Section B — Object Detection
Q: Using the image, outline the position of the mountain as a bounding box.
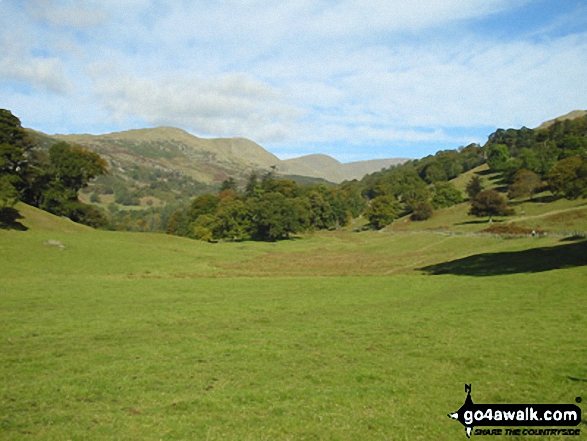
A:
[45,127,407,185]
[535,110,587,130]
[52,127,283,184]
[280,154,407,183]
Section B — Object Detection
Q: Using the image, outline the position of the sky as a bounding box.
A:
[1,1,587,162]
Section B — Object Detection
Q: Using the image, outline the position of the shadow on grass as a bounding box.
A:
[455,219,505,225]
[0,207,27,231]
[526,195,558,204]
[420,238,587,276]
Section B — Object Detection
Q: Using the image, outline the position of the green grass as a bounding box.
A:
[1,204,586,440]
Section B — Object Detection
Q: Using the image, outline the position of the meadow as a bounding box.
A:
[1,204,586,440]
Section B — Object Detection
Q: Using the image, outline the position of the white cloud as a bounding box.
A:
[1,0,586,160]
[0,32,73,94]
[88,66,301,142]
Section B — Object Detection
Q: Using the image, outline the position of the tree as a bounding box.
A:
[0,109,33,198]
[244,171,260,197]
[48,142,108,193]
[248,192,306,241]
[431,181,463,209]
[548,156,587,199]
[465,175,484,199]
[410,201,434,221]
[219,177,237,192]
[306,189,335,229]
[0,175,19,209]
[365,195,400,229]
[469,189,513,222]
[487,144,510,171]
[508,169,541,200]
[212,198,250,241]
[187,194,218,219]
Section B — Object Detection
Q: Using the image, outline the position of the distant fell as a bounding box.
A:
[281,154,408,183]
[54,127,282,183]
[536,110,587,130]
[51,126,406,185]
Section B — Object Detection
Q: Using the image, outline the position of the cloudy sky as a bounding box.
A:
[1,0,586,161]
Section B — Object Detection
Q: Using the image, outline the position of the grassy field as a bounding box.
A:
[1,204,586,440]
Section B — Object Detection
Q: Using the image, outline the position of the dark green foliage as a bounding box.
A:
[48,142,108,192]
[0,175,19,209]
[465,175,484,199]
[166,172,366,241]
[0,109,34,199]
[248,192,306,241]
[212,197,249,241]
[558,135,587,159]
[469,189,513,221]
[188,194,219,219]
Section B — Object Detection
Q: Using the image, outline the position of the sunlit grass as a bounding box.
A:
[1,204,585,439]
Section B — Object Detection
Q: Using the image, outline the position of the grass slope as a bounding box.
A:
[1,204,586,440]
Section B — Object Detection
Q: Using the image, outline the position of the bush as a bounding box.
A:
[410,201,434,221]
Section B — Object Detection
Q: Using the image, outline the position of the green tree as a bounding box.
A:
[212,198,250,241]
[487,144,510,171]
[365,195,400,229]
[548,156,587,199]
[244,171,260,197]
[248,192,306,241]
[0,175,19,209]
[431,182,463,209]
[465,175,484,199]
[0,109,34,199]
[48,142,108,193]
[187,194,219,220]
[422,161,447,183]
[306,189,335,229]
[469,189,513,222]
[558,135,587,159]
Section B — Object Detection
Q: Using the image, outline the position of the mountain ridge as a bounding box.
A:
[48,127,408,184]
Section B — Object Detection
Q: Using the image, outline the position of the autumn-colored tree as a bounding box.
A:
[469,189,513,222]
[548,156,587,199]
[508,169,541,200]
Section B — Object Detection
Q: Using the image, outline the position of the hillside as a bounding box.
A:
[535,109,587,130]
[281,154,407,183]
[53,127,282,184]
[49,127,407,185]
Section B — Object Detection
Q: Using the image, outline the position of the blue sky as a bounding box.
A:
[1,0,586,162]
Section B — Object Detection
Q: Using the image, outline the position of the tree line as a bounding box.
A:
[167,172,366,241]
[2,107,586,236]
